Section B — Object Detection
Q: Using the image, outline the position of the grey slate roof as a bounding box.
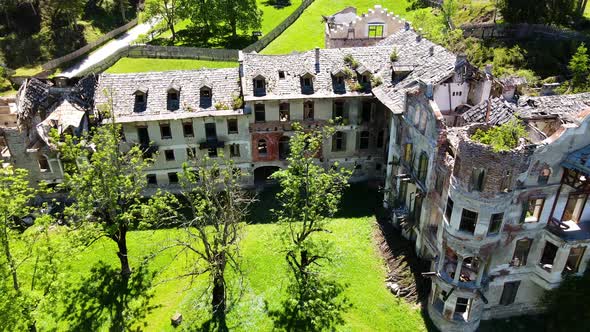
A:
[461,97,516,125]
[517,93,590,123]
[95,68,242,123]
[241,29,458,106]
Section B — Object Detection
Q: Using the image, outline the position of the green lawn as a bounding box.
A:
[261,0,411,54]
[105,58,238,74]
[20,185,426,331]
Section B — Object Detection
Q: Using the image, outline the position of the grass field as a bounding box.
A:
[105,58,238,74]
[261,0,412,54]
[18,186,426,331]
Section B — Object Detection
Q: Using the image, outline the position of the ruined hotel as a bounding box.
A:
[2,5,590,332]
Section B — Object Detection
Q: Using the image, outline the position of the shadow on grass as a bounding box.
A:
[59,261,158,331]
[478,315,547,332]
[261,0,295,9]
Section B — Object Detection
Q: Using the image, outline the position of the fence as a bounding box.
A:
[461,22,590,41]
[243,0,315,53]
[41,18,139,71]
[76,45,240,77]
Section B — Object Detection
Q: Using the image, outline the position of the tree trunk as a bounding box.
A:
[170,22,176,43]
[212,254,228,331]
[116,229,132,278]
[120,0,127,22]
[230,17,237,38]
[1,222,19,292]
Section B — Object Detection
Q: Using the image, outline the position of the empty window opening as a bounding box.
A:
[186,147,196,159]
[511,238,532,267]
[499,281,520,306]
[164,149,175,161]
[563,247,586,275]
[333,101,345,120]
[538,168,551,184]
[470,168,486,192]
[377,130,384,148]
[208,148,218,158]
[258,139,268,156]
[488,213,504,235]
[562,193,588,223]
[417,153,428,184]
[205,123,217,140]
[459,209,478,234]
[254,78,266,96]
[255,104,266,122]
[278,71,285,79]
[539,241,559,272]
[146,174,157,185]
[183,122,194,138]
[200,87,212,108]
[227,118,239,134]
[454,297,471,321]
[359,131,370,150]
[168,172,179,184]
[445,198,454,222]
[279,103,290,122]
[361,102,371,123]
[499,170,512,192]
[38,156,50,172]
[230,144,240,158]
[521,197,545,223]
[160,123,172,139]
[167,89,179,110]
[137,127,150,145]
[304,101,314,120]
[332,131,346,152]
[279,136,290,160]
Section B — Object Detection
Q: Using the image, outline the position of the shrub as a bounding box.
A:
[231,94,243,109]
[343,54,359,69]
[471,119,527,152]
[390,49,398,62]
[371,75,383,87]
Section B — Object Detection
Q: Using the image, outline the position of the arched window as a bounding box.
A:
[332,131,346,152]
[253,76,266,96]
[417,153,429,183]
[257,139,268,156]
[279,136,290,160]
[167,88,179,110]
[359,131,370,149]
[538,168,551,184]
[200,86,212,108]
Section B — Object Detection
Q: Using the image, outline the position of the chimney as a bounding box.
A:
[315,47,320,73]
[404,21,410,31]
[429,46,434,56]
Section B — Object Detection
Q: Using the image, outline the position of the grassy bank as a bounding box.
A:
[105,58,238,74]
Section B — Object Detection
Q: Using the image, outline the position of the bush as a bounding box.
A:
[343,54,359,69]
[471,119,527,152]
[390,49,398,62]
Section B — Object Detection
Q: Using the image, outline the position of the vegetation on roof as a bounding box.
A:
[471,119,528,152]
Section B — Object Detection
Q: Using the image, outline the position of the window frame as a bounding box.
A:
[227,118,239,134]
[160,123,172,139]
[511,238,532,267]
[254,104,266,123]
[368,23,384,38]
[459,208,478,234]
[183,122,194,138]
[164,149,175,161]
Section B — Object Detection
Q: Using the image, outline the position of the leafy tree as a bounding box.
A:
[499,0,577,24]
[0,167,66,331]
[167,156,253,331]
[216,0,262,38]
[471,118,528,152]
[543,269,590,330]
[568,43,589,91]
[54,97,169,280]
[270,124,352,331]
[145,0,185,43]
[39,0,85,28]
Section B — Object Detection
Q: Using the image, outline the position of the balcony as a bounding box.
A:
[546,217,590,241]
[199,137,225,150]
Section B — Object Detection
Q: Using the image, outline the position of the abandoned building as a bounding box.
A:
[325,5,408,49]
[3,17,590,332]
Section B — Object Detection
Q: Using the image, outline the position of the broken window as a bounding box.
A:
[134,91,147,112]
[445,198,454,222]
[470,168,486,192]
[278,70,285,79]
[279,136,290,160]
[200,87,212,108]
[258,139,268,156]
[168,172,179,184]
[499,170,512,192]
[160,123,172,139]
[183,122,194,138]
[333,75,346,93]
[417,153,428,184]
[279,103,290,122]
[208,148,218,158]
[332,131,346,152]
[563,246,586,275]
[459,209,478,234]
[167,89,180,111]
[368,23,384,38]
[229,144,240,158]
[253,77,266,96]
[205,123,217,140]
[164,149,175,161]
[186,147,196,159]
[538,168,551,185]
[304,101,314,120]
[539,241,559,272]
[38,156,50,172]
[499,281,520,305]
[359,131,370,150]
[137,126,150,145]
[333,101,345,120]
[488,213,503,235]
[227,118,239,134]
[255,104,266,122]
[454,297,470,321]
[511,238,532,267]
[146,174,157,185]
[521,197,545,223]
[361,102,371,123]
[561,193,588,223]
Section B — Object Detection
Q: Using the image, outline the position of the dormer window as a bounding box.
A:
[368,23,384,38]
[332,73,346,94]
[133,90,147,112]
[301,73,314,95]
[253,76,266,96]
[167,89,179,111]
[200,86,212,108]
